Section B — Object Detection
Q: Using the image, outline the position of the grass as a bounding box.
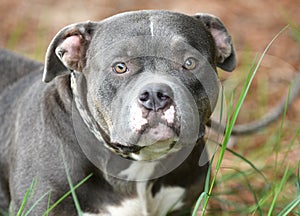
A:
[193,25,289,215]
[41,173,92,216]
[3,172,93,216]
[192,25,300,215]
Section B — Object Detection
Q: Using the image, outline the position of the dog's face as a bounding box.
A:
[43,11,235,161]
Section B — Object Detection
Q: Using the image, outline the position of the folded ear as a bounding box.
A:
[43,21,97,83]
[194,13,236,72]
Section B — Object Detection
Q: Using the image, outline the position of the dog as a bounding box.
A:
[0,10,236,215]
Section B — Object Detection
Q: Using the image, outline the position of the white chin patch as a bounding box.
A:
[137,123,176,147]
[127,104,180,160]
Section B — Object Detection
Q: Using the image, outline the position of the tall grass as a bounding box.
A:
[3,173,92,216]
[41,173,92,216]
[191,26,291,216]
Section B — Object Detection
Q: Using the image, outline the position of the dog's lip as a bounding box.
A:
[109,142,145,154]
[108,131,178,155]
[109,123,180,155]
[137,123,178,146]
[108,139,175,155]
[99,130,144,154]
[143,139,177,152]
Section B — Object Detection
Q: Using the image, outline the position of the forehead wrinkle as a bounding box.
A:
[150,18,154,37]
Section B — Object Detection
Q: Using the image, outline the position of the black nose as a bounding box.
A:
[138,83,173,111]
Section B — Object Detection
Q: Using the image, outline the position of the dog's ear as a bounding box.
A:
[43,21,97,83]
[194,13,236,72]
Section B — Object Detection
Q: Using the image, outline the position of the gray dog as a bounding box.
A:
[0,10,236,215]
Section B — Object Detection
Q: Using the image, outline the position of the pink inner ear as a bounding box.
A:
[210,28,231,62]
[60,35,82,61]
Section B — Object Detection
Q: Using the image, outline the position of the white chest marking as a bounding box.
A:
[83,186,185,216]
[83,162,186,216]
[119,161,157,181]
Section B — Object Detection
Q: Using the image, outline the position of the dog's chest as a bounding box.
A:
[83,162,186,216]
[83,185,185,216]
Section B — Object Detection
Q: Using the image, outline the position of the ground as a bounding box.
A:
[0,0,299,215]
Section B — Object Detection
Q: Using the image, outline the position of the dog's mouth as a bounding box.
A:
[108,134,179,161]
[108,105,181,160]
[109,140,177,155]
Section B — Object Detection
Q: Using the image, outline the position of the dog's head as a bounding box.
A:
[43,10,235,161]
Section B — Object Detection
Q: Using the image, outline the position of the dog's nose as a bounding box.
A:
[138,83,173,111]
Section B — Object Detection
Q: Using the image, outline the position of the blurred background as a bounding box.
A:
[1,0,300,215]
[1,0,300,67]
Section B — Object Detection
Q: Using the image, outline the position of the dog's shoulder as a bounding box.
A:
[0,49,43,92]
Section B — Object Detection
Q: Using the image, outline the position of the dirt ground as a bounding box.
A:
[1,0,300,214]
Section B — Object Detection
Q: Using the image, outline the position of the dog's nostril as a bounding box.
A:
[139,92,150,102]
[157,92,169,101]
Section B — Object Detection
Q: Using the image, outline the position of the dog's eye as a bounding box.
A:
[183,57,197,70]
[113,62,128,74]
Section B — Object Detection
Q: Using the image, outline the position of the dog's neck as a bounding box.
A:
[70,72,123,155]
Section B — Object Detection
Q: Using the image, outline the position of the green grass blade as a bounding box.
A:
[46,191,52,216]
[42,173,93,216]
[282,126,300,162]
[204,154,214,194]
[200,25,288,216]
[216,85,226,141]
[233,168,263,215]
[297,161,300,215]
[227,25,289,141]
[196,87,225,215]
[267,164,293,216]
[192,192,207,216]
[200,54,256,216]
[63,159,83,216]
[24,191,51,216]
[277,195,300,216]
[16,178,37,216]
[192,154,214,216]
[224,146,268,183]
[249,192,273,213]
[277,162,300,216]
[274,78,291,177]
[200,93,234,216]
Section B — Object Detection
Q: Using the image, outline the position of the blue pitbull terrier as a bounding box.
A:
[0,10,236,215]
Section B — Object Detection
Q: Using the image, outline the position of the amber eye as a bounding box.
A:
[183,57,197,70]
[113,62,128,74]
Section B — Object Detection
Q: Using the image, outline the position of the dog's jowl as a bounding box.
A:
[0,10,235,216]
